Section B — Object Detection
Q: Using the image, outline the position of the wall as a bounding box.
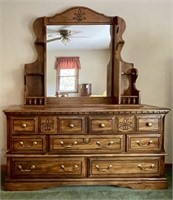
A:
[0,0,172,164]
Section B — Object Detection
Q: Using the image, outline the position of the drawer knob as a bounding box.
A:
[136,140,153,147]
[18,165,35,172]
[146,122,153,127]
[95,164,112,172]
[69,124,74,128]
[138,163,155,171]
[100,123,105,128]
[22,123,27,128]
[20,141,38,148]
[61,164,78,171]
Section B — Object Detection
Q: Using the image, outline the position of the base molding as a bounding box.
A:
[4,178,168,191]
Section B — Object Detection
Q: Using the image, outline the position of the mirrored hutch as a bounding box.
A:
[3,7,169,191]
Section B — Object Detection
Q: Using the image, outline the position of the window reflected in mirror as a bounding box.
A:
[46,25,111,97]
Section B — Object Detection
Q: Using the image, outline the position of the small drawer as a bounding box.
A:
[50,135,125,153]
[58,116,85,134]
[137,116,161,132]
[10,135,47,153]
[11,157,86,178]
[89,116,115,134]
[89,157,163,178]
[10,117,38,134]
[127,134,162,152]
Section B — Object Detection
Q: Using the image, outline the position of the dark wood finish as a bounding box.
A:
[24,6,140,105]
[3,105,169,190]
[2,6,170,191]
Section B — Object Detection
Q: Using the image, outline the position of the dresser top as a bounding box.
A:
[3,104,170,115]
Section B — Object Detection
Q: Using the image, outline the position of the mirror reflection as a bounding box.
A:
[46,25,111,97]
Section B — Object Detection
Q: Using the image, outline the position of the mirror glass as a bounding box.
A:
[46,25,111,97]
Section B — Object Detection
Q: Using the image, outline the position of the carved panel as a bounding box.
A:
[39,117,57,134]
[117,116,134,132]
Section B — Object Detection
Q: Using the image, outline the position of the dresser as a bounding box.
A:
[4,105,169,190]
[3,6,170,190]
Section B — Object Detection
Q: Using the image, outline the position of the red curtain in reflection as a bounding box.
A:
[56,57,81,69]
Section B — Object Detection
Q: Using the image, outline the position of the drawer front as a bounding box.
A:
[50,135,125,153]
[89,157,162,178]
[10,135,47,153]
[127,134,162,152]
[89,116,115,134]
[39,116,57,134]
[137,116,161,132]
[10,117,38,134]
[11,157,86,178]
[58,116,85,134]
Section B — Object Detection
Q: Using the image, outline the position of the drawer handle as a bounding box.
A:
[95,164,112,172]
[138,163,155,171]
[20,141,38,148]
[99,123,105,128]
[60,141,78,148]
[96,141,114,148]
[61,164,78,171]
[136,140,153,147]
[146,122,153,127]
[18,165,35,172]
[69,124,74,128]
[22,123,27,128]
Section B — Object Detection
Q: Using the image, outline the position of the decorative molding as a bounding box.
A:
[73,9,86,22]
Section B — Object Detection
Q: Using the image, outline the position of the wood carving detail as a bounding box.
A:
[40,117,57,133]
[118,116,133,132]
[73,9,86,21]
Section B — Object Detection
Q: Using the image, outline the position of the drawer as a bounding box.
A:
[136,116,161,132]
[89,157,163,178]
[10,135,47,153]
[89,116,115,134]
[11,157,86,178]
[58,116,85,134]
[127,134,162,152]
[10,117,38,134]
[39,116,57,134]
[50,135,125,153]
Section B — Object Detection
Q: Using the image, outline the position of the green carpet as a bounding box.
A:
[1,170,172,200]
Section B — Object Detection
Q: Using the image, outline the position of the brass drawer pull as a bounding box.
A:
[146,122,153,127]
[60,141,77,148]
[22,123,27,128]
[69,124,74,128]
[99,123,105,128]
[18,165,35,172]
[20,141,38,148]
[61,164,78,171]
[96,141,114,148]
[138,163,155,171]
[136,140,153,147]
[95,164,112,172]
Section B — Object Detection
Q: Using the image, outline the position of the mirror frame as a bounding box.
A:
[24,6,140,106]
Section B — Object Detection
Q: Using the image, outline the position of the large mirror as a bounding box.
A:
[46,25,111,97]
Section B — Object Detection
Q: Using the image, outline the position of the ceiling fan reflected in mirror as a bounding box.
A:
[47,29,87,45]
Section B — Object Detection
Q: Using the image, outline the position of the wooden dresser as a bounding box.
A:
[4,105,169,190]
[3,7,170,190]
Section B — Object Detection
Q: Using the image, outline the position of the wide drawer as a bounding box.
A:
[89,116,115,134]
[58,116,85,134]
[10,135,47,153]
[50,135,125,153]
[10,117,38,134]
[89,157,163,177]
[136,115,161,132]
[127,134,162,152]
[11,157,86,178]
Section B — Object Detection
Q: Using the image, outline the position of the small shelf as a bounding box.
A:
[25,73,44,76]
